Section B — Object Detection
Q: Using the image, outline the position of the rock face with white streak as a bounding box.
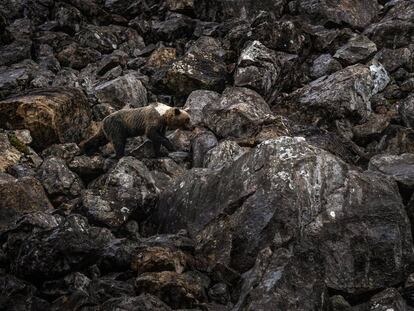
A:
[154,137,413,309]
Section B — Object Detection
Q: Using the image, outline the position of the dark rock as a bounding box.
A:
[161,36,228,97]
[297,0,379,29]
[37,156,84,202]
[352,113,390,141]
[147,13,195,44]
[96,50,128,76]
[203,140,247,170]
[375,48,411,73]
[334,35,377,65]
[57,42,102,70]
[364,1,414,49]
[208,283,230,305]
[12,214,114,282]
[68,155,106,182]
[135,271,209,309]
[6,18,34,39]
[41,143,81,163]
[0,173,53,231]
[234,40,281,99]
[0,67,31,99]
[310,54,342,79]
[203,87,274,139]
[166,0,194,14]
[191,130,218,168]
[284,63,389,124]
[328,295,352,311]
[0,88,93,150]
[94,73,148,109]
[183,90,220,127]
[102,294,172,311]
[155,137,413,299]
[367,288,408,311]
[54,3,83,35]
[145,47,177,71]
[368,153,414,190]
[0,39,32,66]
[194,0,286,22]
[36,44,61,72]
[81,157,158,228]
[0,132,24,172]
[400,94,414,128]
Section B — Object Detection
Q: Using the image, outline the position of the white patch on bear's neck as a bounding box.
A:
[153,102,171,116]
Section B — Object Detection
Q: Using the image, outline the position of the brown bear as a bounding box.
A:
[81,103,192,158]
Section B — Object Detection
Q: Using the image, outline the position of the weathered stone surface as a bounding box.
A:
[297,0,379,29]
[234,40,280,99]
[37,156,84,200]
[57,42,101,70]
[285,64,388,123]
[0,132,24,172]
[191,130,218,168]
[366,288,408,311]
[162,36,228,97]
[102,294,172,311]
[203,87,274,139]
[147,13,195,43]
[155,137,413,301]
[94,73,148,109]
[0,67,31,99]
[41,143,80,163]
[0,39,32,66]
[135,271,209,309]
[0,173,53,231]
[310,54,342,79]
[375,48,411,73]
[0,88,92,150]
[400,94,414,128]
[334,35,377,65]
[183,90,220,127]
[68,155,106,182]
[81,157,158,228]
[352,113,389,141]
[203,140,247,170]
[368,153,414,190]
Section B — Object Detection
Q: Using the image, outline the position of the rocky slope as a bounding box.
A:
[1,0,414,310]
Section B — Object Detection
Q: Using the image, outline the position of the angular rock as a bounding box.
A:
[0,132,24,172]
[191,130,218,168]
[0,67,31,99]
[334,35,377,65]
[135,271,209,309]
[310,54,342,79]
[375,48,411,73]
[57,42,101,70]
[102,294,172,311]
[68,155,106,182]
[367,288,408,311]
[147,13,195,44]
[234,40,281,99]
[12,214,114,281]
[41,143,80,163]
[162,36,228,97]
[399,94,414,128]
[95,73,147,109]
[37,156,84,201]
[155,137,413,298]
[203,140,247,170]
[96,50,128,76]
[0,39,32,66]
[364,1,414,49]
[285,64,387,123]
[203,87,274,139]
[81,157,158,228]
[145,47,177,70]
[352,113,389,141]
[183,90,220,127]
[166,0,194,14]
[368,153,414,190]
[297,0,379,29]
[0,88,92,150]
[0,173,53,231]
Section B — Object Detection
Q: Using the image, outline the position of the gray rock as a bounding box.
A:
[191,130,218,168]
[368,153,414,189]
[234,40,281,99]
[0,39,32,66]
[310,54,342,79]
[0,67,31,100]
[81,157,158,228]
[68,155,106,182]
[399,94,414,128]
[54,3,83,35]
[37,156,84,199]
[297,0,379,29]
[183,90,221,127]
[162,36,228,97]
[203,87,274,139]
[94,73,148,109]
[41,143,81,163]
[56,42,101,70]
[203,140,247,170]
[155,137,413,305]
[334,35,377,65]
[102,294,172,311]
[375,48,411,73]
[367,288,408,311]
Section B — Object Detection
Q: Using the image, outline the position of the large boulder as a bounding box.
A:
[0,88,93,150]
[364,1,414,49]
[0,39,32,66]
[81,157,158,228]
[183,90,220,127]
[284,63,389,124]
[94,73,148,109]
[297,0,379,29]
[333,35,377,65]
[203,87,274,139]
[0,173,53,231]
[155,137,413,307]
[234,40,281,99]
[161,36,228,97]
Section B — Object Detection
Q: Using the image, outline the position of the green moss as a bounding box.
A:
[8,133,30,154]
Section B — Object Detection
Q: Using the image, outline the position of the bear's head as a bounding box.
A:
[164,107,193,130]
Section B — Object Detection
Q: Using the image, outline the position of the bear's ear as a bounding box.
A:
[174,108,180,115]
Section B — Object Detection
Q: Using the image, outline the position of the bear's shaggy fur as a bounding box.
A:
[81,103,192,158]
